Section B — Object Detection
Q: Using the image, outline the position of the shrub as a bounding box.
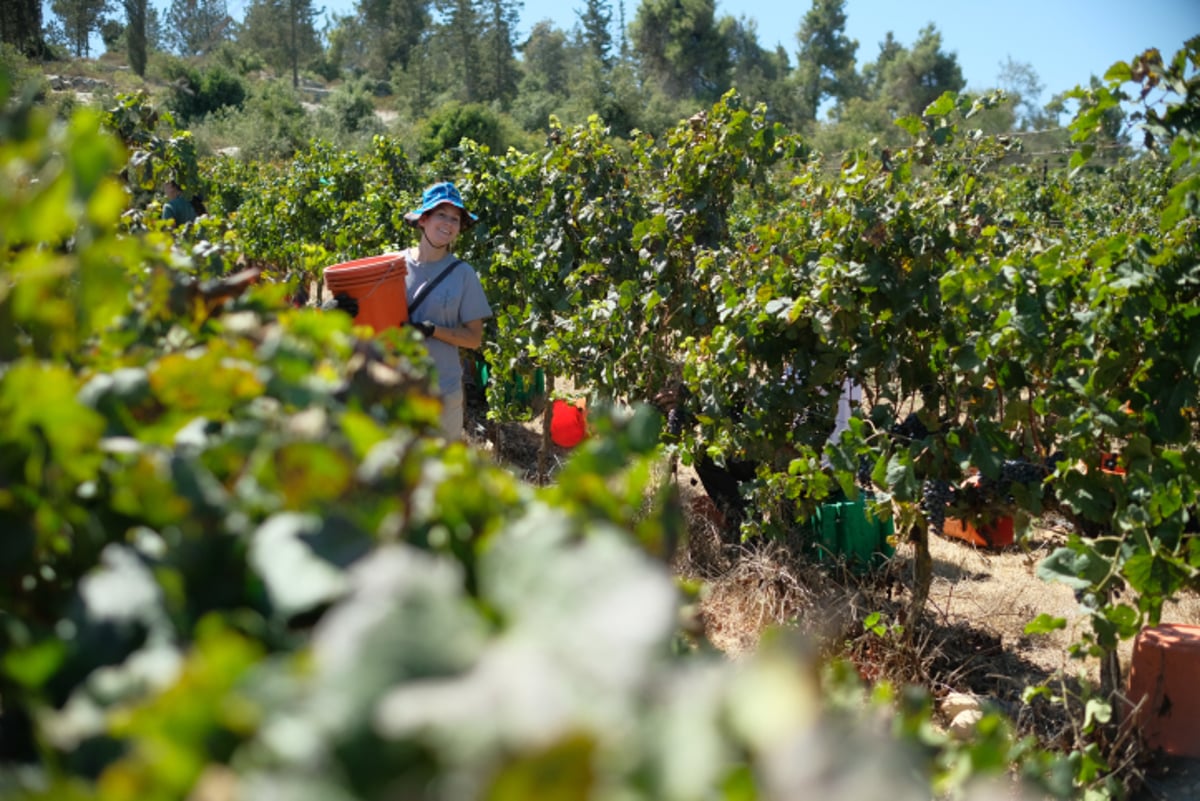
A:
[191,79,311,161]
[210,41,265,76]
[322,77,379,134]
[416,101,503,163]
[162,58,247,124]
[0,43,45,96]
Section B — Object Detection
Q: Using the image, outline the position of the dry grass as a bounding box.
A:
[666,462,1200,799]
[924,523,1090,679]
[670,461,1200,682]
[925,520,1200,685]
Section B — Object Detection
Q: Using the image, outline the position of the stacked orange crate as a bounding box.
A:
[1127,624,1200,757]
[940,474,1014,549]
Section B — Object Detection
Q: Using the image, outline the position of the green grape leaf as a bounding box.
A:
[249,513,365,618]
[1036,545,1111,591]
[1023,614,1067,635]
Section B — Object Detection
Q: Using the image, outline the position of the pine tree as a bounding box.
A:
[725,17,795,124]
[860,31,902,96]
[433,0,482,102]
[0,0,48,58]
[878,24,964,117]
[519,20,569,96]
[124,0,147,76]
[578,0,612,68]
[240,0,321,88]
[479,0,519,105]
[50,0,112,57]
[629,0,732,102]
[164,0,231,56]
[358,0,431,80]
[793,0,859,122]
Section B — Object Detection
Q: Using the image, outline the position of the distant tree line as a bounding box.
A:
[7,0,1125,158]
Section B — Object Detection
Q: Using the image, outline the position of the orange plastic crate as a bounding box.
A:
[1127,623,1200,758]
[940,515,1014,549]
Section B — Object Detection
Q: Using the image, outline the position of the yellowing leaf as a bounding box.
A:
[273,442,354,507]
[150,350,265,419]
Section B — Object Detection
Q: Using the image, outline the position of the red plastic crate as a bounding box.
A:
[549,398,587,448]
[1127,623,1200,758]
[940,515,1014,549]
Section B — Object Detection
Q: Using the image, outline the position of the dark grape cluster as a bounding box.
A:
[1000,459,1048,487]
[920,479,956,537]
[889,412,930,443]
[956,459,1050,511]
[1044,451,1068,473]
[667,406,683,437]
[856,454,874,488]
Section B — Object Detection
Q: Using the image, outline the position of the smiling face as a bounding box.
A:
[418,203,464,249]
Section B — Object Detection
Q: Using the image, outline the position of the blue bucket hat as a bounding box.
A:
[404,181,478,229]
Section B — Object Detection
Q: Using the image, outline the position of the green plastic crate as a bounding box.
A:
[807,495,895,573]
[505,368,545,405]
[473,360,545,407]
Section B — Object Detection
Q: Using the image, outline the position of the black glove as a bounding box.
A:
[321,292,359,317]
[411,320,435,337]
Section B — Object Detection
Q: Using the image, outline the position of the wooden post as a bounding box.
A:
[907,521,932,633]
[537,373,555,483]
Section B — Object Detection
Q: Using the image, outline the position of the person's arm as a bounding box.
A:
[426,317,484,350]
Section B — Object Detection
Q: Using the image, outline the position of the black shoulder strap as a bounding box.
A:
[408,258,463,319]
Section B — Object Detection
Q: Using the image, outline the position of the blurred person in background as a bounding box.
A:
[161,179,197,226]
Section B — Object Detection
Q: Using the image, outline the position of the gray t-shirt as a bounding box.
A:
[405,251,492,395]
